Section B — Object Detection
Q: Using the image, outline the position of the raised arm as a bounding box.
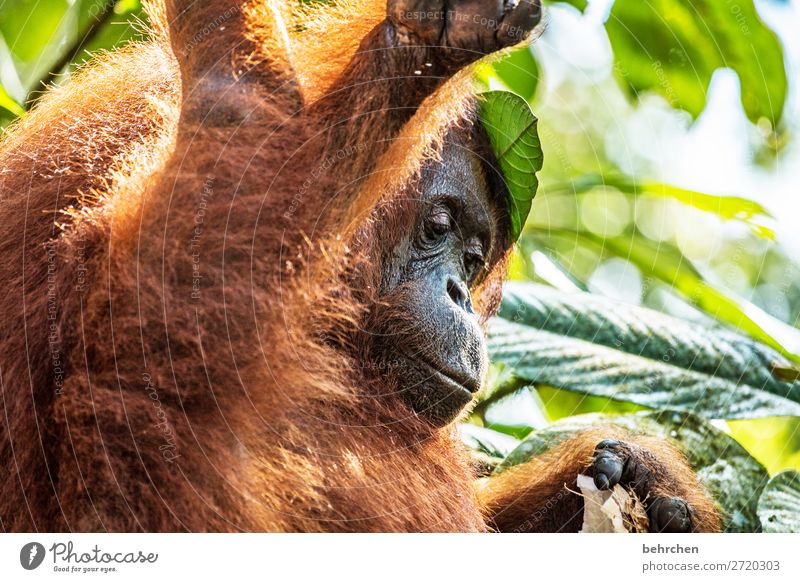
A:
[149,0,543,221]
[306,0,543,161]
[160,0,541,122]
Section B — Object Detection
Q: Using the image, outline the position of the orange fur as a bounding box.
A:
[0,0,718,533]
[481,428,721,533]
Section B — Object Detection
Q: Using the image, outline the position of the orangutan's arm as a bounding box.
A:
[479,428,721,533]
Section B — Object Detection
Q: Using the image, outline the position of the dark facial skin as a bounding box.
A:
[369,137,502,426]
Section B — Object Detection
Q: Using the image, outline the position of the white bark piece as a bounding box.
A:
[577,474,649,533]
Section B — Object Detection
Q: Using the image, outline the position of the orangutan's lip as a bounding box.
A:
[407,354,481,394]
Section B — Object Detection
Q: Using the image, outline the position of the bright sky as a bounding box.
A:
[538,0,800,257]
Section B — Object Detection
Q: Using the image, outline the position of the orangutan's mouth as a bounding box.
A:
[409,354,481,395]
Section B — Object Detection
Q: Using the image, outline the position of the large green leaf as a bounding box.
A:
[460,424,521,462]
[479,91,544,240]
[532,228,800,362]
[757,470,800,533]
[0,0,69,63]
[496,410,769,532]
[0,0,75,91]
[0,84,24,118]
[488,282,800,419]
[561,173,775,238]
[0,0,141,106]
[499,282,798,399]
[606,0,787,126]
[460,423,522,475]
[81,1,145,57]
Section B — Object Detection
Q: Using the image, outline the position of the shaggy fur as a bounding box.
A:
[0,0,720,532]
[482,428,721,532]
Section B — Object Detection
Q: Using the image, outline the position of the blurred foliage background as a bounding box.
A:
[1,0,799,530]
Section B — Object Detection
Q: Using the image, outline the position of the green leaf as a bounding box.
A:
[534,228,800,363]
[497,410,769,532]
[82,1,145,57]
[483,387,550,438]
[0,85,24,118]
[0,0,73,90]
[606,0,787,126]
[460,424,521,461]
[488,282,800,419]
[460,423,521,473]
[0,0,69,63]
[475,363,530,416]
[499,282,799,400]
[0,0,144,106]
[757,470,800,533]
[563,173,775,238]
[479,91,544,240]
[492,47,540,103]
[114,0,141,12]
